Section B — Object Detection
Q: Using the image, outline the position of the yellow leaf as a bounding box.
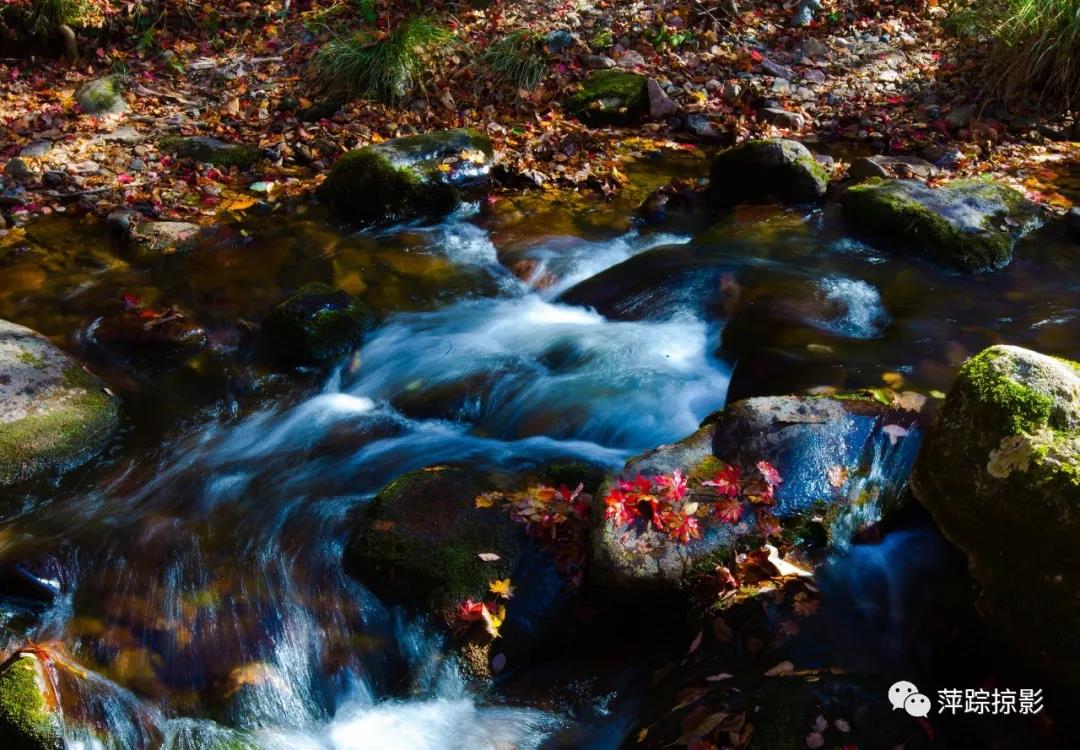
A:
[437,162,453,173]
[489,578,515,599]
[475,492,499,509]
[481,604,506,638]
[636,728,649,742]
[221,196,256,212]
[610,166,629,185]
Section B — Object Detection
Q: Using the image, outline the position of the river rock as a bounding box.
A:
[591,394,922,593]
[1066,206,1080,242]
[1,319,119,487]
[129,221,202,255]
[159,136,260,168]
[89,311,208,354]
[261,283,374,365]
[344,465,578,679]
[708,139,829,206]
[564,70,649,125]
[0,650,62,749]
[76,76,127,115]
[757,107,805,130]
[646,78,676,118]
[317,129,493,224]
[848,154,939,182]
[842,178,1041,272]
[910,345,1080,690]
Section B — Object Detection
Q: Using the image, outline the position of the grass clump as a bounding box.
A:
[481,30,547,91]
[948,0,1080,106]
[310,15,455,102]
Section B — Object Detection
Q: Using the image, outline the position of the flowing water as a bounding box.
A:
[2,152,1079,747]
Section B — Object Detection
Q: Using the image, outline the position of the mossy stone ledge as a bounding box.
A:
[317,128,494,224]
[564,70,649,125]
[707,139,829,206]
[910,345,1080,690]
[842,178,1041,272]
[159,136,261,169]
[1,319,119,488]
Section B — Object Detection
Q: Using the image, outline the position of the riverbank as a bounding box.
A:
[2,0,1078,240]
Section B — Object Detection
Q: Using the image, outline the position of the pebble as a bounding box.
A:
[19,141,52,158]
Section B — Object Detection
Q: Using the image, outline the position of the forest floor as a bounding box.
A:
[1,0,1078,236]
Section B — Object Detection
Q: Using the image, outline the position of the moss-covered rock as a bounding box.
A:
[0,651,62,750]
[159,136,260,169]
[261,283,374,365]
[317,129,493,224]
[76,76,127,115]
[564,70,649,125]
[0,319,119,487]
[842,178,1041,272]
[910,345,1080,690]
[708,139,828,206]
[344,465,575,679]
[591,395,922,593]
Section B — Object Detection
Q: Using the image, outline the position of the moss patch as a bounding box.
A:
[0,653,62,750]
[564,70,648,125]
[262,283,374,365]
[708,139,828,206]
[159,136,260,169]
[317,148,458,223]
[959,348,1055,434]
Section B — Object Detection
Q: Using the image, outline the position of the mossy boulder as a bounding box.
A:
[0,651,62,750]
[842,178,1041,272]
[1,319,119,487]
[317,129,493,224]
[910,345,1080,689]
[564,70,649,125]
[261,283,374,365]
[76,76,127,115]
[708,139,828,206]
[159,136,260,169]
[592,395,922,593]
[344,466,575,678]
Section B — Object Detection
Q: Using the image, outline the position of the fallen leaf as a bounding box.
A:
[489,578,515,599]
[764,660,795,677]
[477,552,501,562]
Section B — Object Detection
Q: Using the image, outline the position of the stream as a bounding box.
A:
[1,150,1078,748]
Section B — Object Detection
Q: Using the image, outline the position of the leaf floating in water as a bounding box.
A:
[705,672,733,682]
[882,424,910,445]
[477,552,501,562]
[490,652,507,673]
[764,660,795,677]
[764,544,813,578]
[827,465,849,488]
[489,578,514,599]
[481,603,506,639]
[687,629,703,655]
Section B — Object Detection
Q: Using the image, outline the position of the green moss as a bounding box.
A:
[959,348,1055,434]
[564,70,648,125]
[160,137,260,169]
[842,178,1022,272]
[16,351,45,368]
[317,147,458,223]
[0,653,62,750]
[0,366,118,486]
[76,76,124,114]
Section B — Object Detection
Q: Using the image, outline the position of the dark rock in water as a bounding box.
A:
[911,345,1080,693]
[159,136,260,169]
[317,129,493,224]
[848,154,938,182]
[262,283,374,365]
[1066,207,1080,242]
[76,76,127,115]
[635,179,707,226]
[709,139,829,206]
[591,394,922,593]
[564,70,648,125]
[842,178,1041,272]
[89,311,208,354]
[1,319,119,487]
[345,465,577,679]
[0,557,63,604]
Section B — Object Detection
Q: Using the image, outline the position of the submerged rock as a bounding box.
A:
[564,70,649,125]
[911,345,1080,689]
[89,311,208,354]
[128,220,202,255]
[76,76,127,115]
[0,319,119,487]
[159,136,260,169]
[842,178,1041,272]
[262,283,374,365]
[317,129,493,224]
[591,395,922,593]
[0,651,62,749]
[708,139,829,206]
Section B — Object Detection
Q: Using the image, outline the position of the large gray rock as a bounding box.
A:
[842,178,1041,272]
[318,129,493,224]
[76,76,128,115]
[911,345,1080,690]
[591,394,922,593]
[708,139,828,206]
[1,320,119,486]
